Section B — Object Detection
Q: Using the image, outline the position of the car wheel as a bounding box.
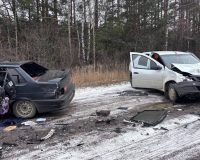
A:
[13,100,37,118]
[168,84,178,103]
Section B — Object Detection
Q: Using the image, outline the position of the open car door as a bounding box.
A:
[0,68,16,99]
[130,52,164,90]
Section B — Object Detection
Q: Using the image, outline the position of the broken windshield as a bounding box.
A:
[21,62,48,79]
[161,54,200,69]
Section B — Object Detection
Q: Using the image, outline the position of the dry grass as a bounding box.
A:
[72,64,129,87]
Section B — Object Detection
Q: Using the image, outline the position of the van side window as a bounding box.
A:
[132,55,150,69]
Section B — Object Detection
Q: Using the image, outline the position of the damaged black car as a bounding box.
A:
[0,61,75,118]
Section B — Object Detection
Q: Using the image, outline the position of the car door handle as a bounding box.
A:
[133,72,139,74]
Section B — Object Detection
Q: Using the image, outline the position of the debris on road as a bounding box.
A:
[177,109,183,111]
[40,129,55,141]
[2,142,18,147]
[3,125,17,132]
[95,117,115,125]
[77,143,84,147]
[123,119,136,126]
[160,127,169,131]
[96,110,110,117]
[113,127,122,133]
[27,140,41,145]
[21,121,37,126]
[130,110,167,126]
[36,118,46,123]
[0,118,24,127]
[117,107,128,110]
[190,111,200,116]
[118,90,148,96]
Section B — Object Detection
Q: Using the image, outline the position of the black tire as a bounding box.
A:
[13,100,37,118]
[167,83,179,103]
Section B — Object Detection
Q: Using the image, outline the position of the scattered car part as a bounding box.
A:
[130,110,167,126]
[160,127,169,131]
[113,127,122,133]
[96,110,110,117]
[40,129,55,141]
[118,90,148,96]
[0,118,24,127]
[95,117,115,125]
[21,121,37,126]
[3,125,17,132]
[77,143,84,147]
[117,107,128,110]
[123,119,136,125]
[36,118,46,123]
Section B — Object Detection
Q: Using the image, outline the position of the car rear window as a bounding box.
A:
[21,62,48,78]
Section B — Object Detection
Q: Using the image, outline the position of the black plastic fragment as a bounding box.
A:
[130,110,167,126]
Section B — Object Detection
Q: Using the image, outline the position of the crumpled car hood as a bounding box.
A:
[172,63,200,75]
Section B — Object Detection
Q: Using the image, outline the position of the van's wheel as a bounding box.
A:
[167,83,179,103]
[13,100,37,118]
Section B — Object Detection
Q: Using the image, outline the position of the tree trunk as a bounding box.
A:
[87,23,91,63]
[36,0,40,22]
[164,0,169,50]
[94,0,98,30]
[68,0,72,60]
[53,0,58,21]
[81,0,86,63]
[92,25,96,69]
[41,0,45,22]
[11,0,18,59]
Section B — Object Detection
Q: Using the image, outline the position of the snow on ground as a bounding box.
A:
[7,114,200,160]
[51,82,165,124]
[2,82,200,160]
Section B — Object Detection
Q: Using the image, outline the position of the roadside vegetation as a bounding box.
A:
[72,63,128,87]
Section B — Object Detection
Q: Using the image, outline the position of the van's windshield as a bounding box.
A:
[160,54,200,68]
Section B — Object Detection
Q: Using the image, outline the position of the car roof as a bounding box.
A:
[147,51,191,55]
[0,61,31,68]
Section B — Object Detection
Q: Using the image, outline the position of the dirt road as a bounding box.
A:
[1,82,200,160]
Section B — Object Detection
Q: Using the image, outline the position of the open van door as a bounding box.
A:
[129,52,164,90]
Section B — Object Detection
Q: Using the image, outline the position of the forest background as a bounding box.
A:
[0,0,199,85]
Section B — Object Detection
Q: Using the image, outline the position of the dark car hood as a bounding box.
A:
[37,70,68,82]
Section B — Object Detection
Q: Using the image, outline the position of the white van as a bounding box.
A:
[129,51,200,102]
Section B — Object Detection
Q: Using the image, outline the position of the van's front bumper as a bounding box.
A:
[173,81,200,97]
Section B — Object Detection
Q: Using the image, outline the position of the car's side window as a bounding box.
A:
[7,68,26,84]
[150,60,158,70]
[132,55,150,69]
[132,54,159,70]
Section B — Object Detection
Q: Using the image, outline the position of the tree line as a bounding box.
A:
[0,0,199,68]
